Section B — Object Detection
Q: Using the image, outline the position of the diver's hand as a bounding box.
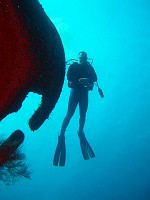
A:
[79,78,88,84]
[79,78,93,90]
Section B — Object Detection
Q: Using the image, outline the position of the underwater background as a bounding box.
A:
[0,0,150,199]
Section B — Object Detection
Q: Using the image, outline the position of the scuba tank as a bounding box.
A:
[65,58,104,98]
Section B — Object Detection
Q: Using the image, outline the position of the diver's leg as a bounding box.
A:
[60,89,78,136]
[78,91,88,134]
[53,90,78,166]
[78,92,95,160]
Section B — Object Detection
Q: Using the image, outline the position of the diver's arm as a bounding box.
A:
[89,66,97,83]
[67,63,79,88]
[68,80,74,88]
[67,63,78,81]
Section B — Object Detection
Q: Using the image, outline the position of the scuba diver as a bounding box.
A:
[53,51,104,166]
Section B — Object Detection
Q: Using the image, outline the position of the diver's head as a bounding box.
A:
[78,51,88,64]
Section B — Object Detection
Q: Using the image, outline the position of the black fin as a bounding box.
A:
[53,135,66,166]
[78,132,95,160]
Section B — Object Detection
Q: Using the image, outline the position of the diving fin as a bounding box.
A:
[78,132,95,160]
[53,135,66,166]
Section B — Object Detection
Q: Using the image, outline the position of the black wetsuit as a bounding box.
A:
[60,62,97,135]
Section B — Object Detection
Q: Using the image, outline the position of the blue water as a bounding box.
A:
[0,0,150,199]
